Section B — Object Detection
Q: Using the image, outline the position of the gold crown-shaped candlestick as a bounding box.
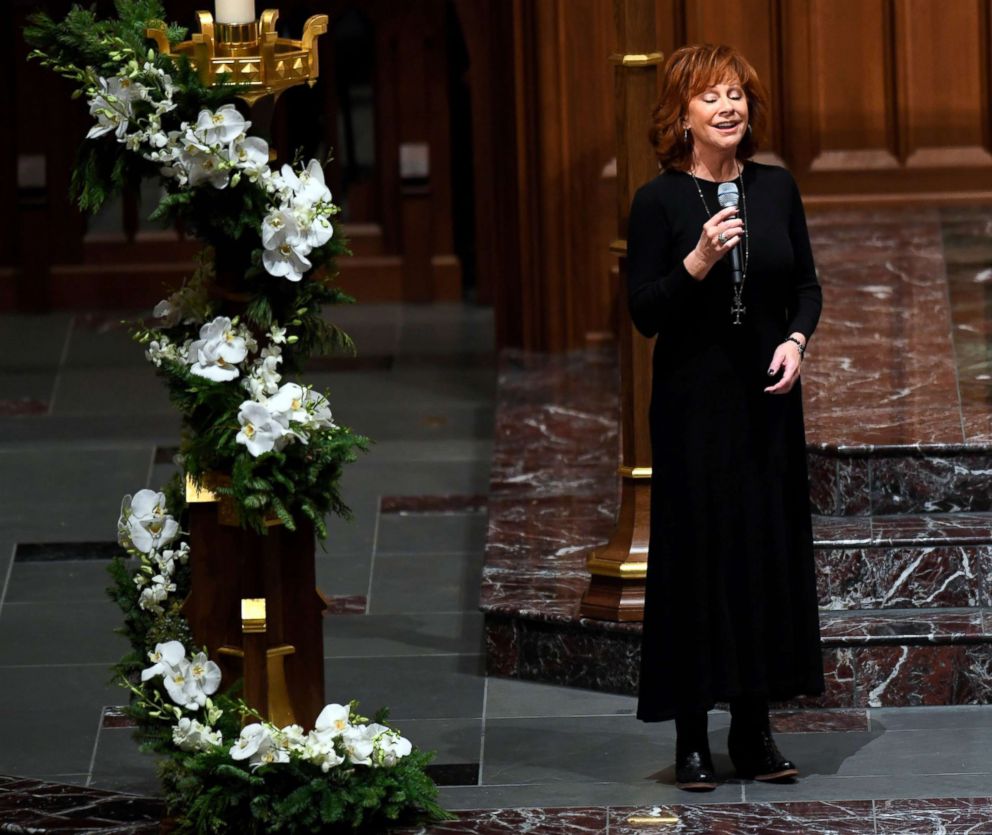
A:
[147,9,328,104]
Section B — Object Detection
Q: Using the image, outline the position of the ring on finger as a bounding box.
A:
[718,232,727,245]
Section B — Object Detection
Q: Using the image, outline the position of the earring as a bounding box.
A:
[747,124,752,135]
[683,127,689,142]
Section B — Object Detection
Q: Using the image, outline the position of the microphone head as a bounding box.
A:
[717,181,739,209]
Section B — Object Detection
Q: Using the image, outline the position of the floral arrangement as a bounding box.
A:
[26,2,449,831]
[110,489,446,832]
[26,0,362,533]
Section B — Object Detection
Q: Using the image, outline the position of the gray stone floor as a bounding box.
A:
[0,303,990,813]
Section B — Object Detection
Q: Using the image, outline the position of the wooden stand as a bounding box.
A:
[579,0,661,622]
[182,479,327,728]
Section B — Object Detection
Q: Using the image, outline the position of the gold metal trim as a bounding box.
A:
[608,51,665,67]
[215,21,259,44]
[185,473,219,503]
[618,466,652,479]
[586,556,648,578]
[241,597,267,633]
[148,9,328,103]
[266,644,297,728]
[626,814,680,825]
[609,238,628,255]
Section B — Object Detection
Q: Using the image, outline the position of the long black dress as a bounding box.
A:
[628,161,825,722]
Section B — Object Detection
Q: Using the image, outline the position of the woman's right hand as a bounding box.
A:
[683,205,744,280]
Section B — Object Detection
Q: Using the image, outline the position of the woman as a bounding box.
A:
[628,44,825,791]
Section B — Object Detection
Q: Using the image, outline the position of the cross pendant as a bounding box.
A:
[731,295,746,325]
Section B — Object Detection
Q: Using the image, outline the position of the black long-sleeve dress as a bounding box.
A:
[628,161,826,722]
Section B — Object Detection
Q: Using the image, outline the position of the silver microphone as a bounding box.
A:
[717,182,742,286]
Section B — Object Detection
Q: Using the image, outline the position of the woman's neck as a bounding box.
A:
[689,150,740,182]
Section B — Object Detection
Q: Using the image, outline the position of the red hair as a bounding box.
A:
[650,44,769,171]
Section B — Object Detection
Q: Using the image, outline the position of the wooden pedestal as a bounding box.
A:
[182,493,327,729]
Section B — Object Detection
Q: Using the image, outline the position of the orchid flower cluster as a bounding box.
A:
[83,55,339,283]
[118,489,189,614]
[230,703,413,772]
[121,492,415,774]
[144,310,338,459]
[139,640,413,772]
[85,55,178,150]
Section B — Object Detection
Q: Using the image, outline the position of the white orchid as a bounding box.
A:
[341,724,376,766]
[154,541,190,576]
[301,214,334,250]
[86,76,144,140]
[266,382,309,426]
[262,241,312,282]
[257,159,340,281]
[188,651,222,700]
[260,207,312,282]
[145,334,186,367]
[230,723,270,761]
[173,717,222,752]
[229,723,288,768]
[192,104,250,147]
[254,746,291,767]
[305,390,335,429]
[313,703,350,742]
[152,298,181,327]
[235,400,289,456]
[245,350,283,399]
[266,383,336,436]
[119,490,179,554]
[273,724,307,755]
[141,640,187,682]
[141,641,221,710]
[261,207,302,250]
[187,316,248,381]
[301,735,345,772]
[282,160,332,206]
[184,152,232,190]
[369,724,413,767]
[138,573,175,614]
[230,136,270,181]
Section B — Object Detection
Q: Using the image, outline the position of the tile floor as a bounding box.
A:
[0,302,991,831]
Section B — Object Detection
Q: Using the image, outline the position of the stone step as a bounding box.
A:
[813,513,992,610]
[807,448,992,517]
[805,608,992,709]
[485,607,992,709]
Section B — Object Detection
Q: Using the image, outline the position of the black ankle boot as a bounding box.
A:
[674,709,717,791]
[729,697,798,782]
[727,726,799,782]
[675,743,718,790]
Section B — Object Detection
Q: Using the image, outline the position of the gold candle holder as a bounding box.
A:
[147,9,328,104]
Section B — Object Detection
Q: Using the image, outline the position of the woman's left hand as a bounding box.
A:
[764,340,803,394]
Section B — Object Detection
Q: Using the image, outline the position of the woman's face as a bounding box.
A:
[684,78,749,156]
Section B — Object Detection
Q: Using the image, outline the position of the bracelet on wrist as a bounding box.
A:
[786,336,806,359]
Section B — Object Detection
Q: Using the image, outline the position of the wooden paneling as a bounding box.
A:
[895,0,992,168]
[806,0,899,172]
[495,0,619,350]
[645,0,992,200]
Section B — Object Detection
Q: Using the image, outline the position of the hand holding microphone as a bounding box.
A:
[684,204,743,280]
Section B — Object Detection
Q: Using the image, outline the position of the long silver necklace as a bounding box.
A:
[690,162,750,325]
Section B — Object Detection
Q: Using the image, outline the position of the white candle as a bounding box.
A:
[215,0,255,24]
